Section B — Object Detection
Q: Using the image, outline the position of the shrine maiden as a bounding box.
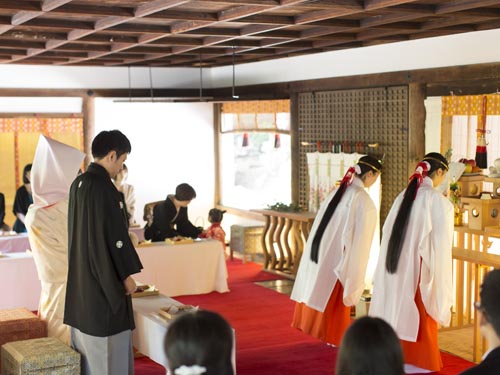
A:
[291,155,382,345]
[369,152,453,373]
[25,136,85,344]
[64,130,143,375]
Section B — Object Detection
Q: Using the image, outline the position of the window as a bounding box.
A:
[218,100,291,209]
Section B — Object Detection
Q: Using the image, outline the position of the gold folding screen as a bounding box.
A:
[0,117,83,227]
[297,86,409,223]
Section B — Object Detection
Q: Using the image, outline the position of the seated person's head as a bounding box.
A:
[114,163,129,185]
[165,310,233,375]
[208,209,226,224]
[336,316,404,375]
[175,183,196,207]
[23,163,33,184]
[477,269,500,340]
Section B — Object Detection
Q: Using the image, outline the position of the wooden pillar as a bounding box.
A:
[82,92,95,167]
[213,103,222,207]
[290,93,300,205]
[407,83,426,176]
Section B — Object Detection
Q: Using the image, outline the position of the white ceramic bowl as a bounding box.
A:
[494,158,500,171]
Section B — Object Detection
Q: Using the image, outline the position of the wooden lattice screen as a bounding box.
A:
[297,86,409,223]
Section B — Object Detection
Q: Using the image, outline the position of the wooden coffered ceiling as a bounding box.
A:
[0,0,499,68]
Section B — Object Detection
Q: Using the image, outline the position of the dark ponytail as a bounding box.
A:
[385,152,448,273]
[310,155,382,263]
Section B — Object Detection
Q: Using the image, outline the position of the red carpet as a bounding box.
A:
[135,259,475,375]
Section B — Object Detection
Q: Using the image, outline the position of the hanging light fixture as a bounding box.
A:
[232,46,239,99]
[242,133,249,147]
[199,53,203,101]
[114,61,213,103]
[148,66,154,102]
[274,133,281,148]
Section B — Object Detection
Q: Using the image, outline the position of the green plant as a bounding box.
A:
[267,202,303,212]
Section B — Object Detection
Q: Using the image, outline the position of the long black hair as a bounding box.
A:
[336,316,404,375]
[310,155,382,263]
[385,152,448,273]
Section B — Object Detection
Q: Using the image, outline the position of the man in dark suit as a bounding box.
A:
[460,269,500,375]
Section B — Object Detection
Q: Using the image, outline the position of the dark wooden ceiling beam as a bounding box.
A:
[0,0,498,68]
[233,14,295,25]
[435,0,500,14]
[106,0,311,65]
[360,10,432,28]
[8,0,188,64]
[146,10,218,21]
[363,0,421,11]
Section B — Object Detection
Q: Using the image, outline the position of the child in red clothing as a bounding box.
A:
[200,208,227,251]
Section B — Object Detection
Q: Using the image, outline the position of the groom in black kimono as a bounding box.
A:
[64,130,143,375]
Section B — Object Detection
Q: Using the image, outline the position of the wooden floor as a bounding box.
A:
[439,326,475,363]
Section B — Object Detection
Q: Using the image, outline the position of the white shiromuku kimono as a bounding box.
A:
[26,199,70,343]
[291,177,377,312]
[369,177,454,342]
[25,136,85,345]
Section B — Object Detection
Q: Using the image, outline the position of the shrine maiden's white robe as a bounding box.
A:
[25,136,84,344]
[291,177,377,312]
[369,177,454,342]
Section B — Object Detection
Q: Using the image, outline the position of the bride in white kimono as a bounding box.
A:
[25,136,84,344]
[291,155,382,346]
[369,152,453,373]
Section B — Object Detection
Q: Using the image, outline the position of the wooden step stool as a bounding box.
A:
[1,337,80,374]
[0,308,47,372]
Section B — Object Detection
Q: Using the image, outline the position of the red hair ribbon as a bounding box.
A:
[341,166,356,186]
[408,161,430,199]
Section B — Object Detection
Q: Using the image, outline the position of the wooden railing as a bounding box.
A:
[448,226,500,362]
[251,209,315,277]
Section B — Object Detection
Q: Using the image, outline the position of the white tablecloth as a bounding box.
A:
[0,233,31,254]
[134,239,229,297]
[133,294,182,370]
[129,226,145,243]
[0,252,41,310]
[132,294,236,373]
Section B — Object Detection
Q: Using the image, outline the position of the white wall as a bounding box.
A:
[94,99,215,227]
[0,29,499,89]
[424,97,442,154]
[211,29,500,87]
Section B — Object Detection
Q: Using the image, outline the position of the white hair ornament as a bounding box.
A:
[174,365,207,375]
[354,164,362,175]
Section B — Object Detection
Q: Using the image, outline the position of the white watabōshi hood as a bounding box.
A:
[31,135,85,208]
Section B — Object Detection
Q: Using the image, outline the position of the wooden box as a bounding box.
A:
[230,224,264,263]
[0,309,47,372]
[458,174,485,197]
[484,177,500,198]
[1,337,80,374]
[462,197,500,230]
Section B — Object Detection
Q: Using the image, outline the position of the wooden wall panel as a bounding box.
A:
[297,86,409,223]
